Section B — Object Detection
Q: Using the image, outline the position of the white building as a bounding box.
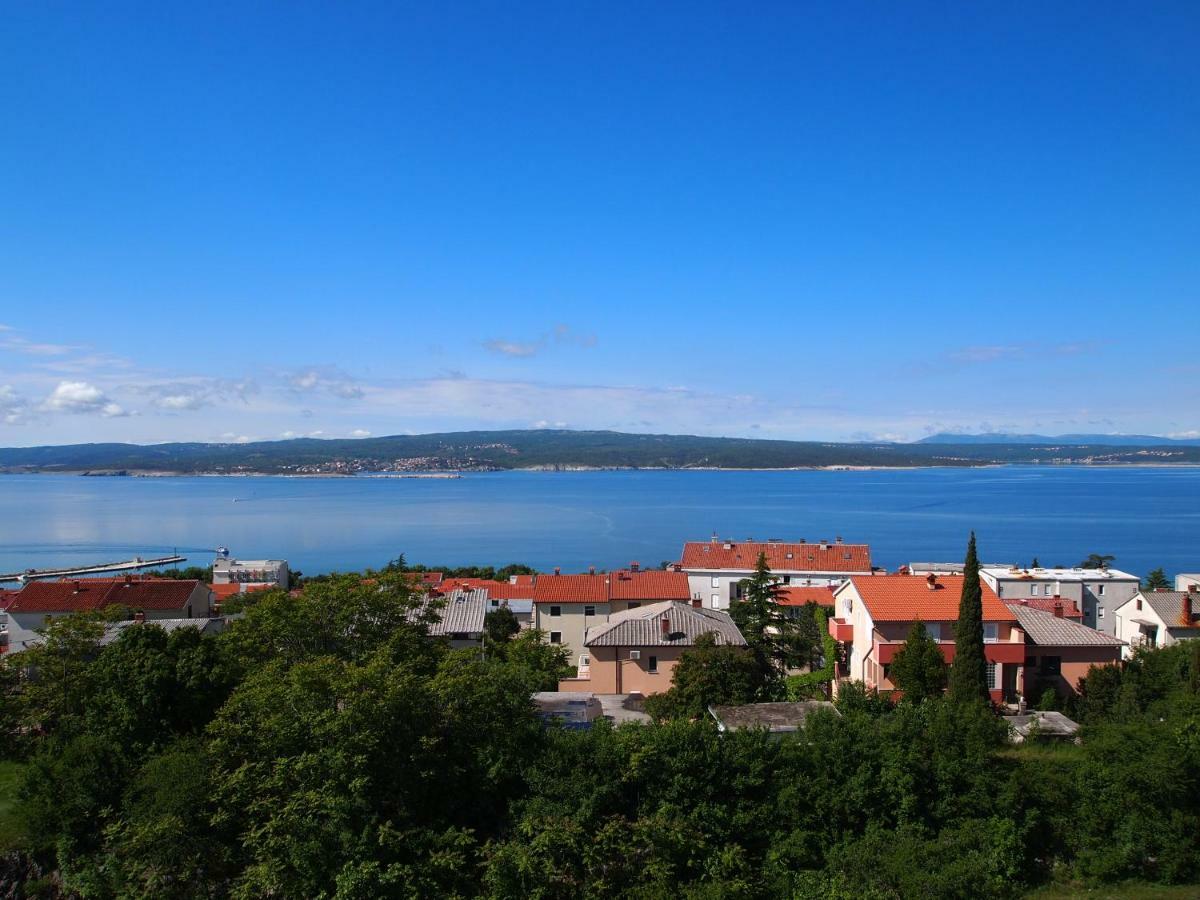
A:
[1176,574,1200,592]
[979,565,1139,635]
[679,537,873,611]
[1112,590,1200,656]
[212,552,289,588]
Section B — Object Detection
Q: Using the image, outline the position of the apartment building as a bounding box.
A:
[979,565,1139,635]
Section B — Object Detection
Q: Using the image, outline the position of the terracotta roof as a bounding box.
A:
[846,574,1016,623]
[436,578,533,599]
[0,590,19,610]
[1006,603,1124,647]
[512,574,535,586]
[609,570,690,600]
[680,540,871,573]
[584,601,746,647]
[533,574,610,603]
[210,582,273,601]
[778,586,837,607]
[532,570,690,604]
[7,578,205,614]
[1009,596,1083,619]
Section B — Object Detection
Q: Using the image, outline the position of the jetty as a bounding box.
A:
[0,554,188,584]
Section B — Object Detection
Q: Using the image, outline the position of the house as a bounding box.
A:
[680,537,872,611]
[3,577,213,653]
[212,552,289,588]
[533,567,691,665]
[557,600,746,695]
[1176,574,1200,592]
[1112,590,1200,655]
[437,578,535,628]
[979,565,1139,635]
[708,701,839,736]
[1005,600,1124,697]
[830,573,1026,704]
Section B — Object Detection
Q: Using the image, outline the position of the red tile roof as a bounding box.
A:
[7,578,205,614]
[778,586,837,607]
[1009,596,1083,619]
[609,570,690,601]
[436,578,533,599]
[681,540,871,573]
[210,582,274,601]
[532,570,691,603]
[846,574,1016,623]
[0,590,19,611]
[511,574,535,586]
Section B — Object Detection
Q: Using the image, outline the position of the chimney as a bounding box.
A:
[1189,584,1198,593]
[553,567,560,576]
[588,565,595,576]
[835,536,843,544]
[73,580,81,593]
[926,573,938,591]
[630,561,640,572]
[691,596,701,608]
[133,610,145,623]
[1053,600,1064,618]
[1180,594,1193,628]
[660,614,671,636]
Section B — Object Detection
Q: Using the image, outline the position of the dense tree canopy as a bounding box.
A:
[890,620,948,703]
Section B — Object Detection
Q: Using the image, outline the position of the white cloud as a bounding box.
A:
[41,381,130,417]
[484,323,597,358]
[483,339,540,358]
[0,385,30,425]
[288,368,363,400]
[350,429,372,438]
[280,430,297,439]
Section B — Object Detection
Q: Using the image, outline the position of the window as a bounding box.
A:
[986,662,997,690]
[1040,656,1061,676]
[627,601,640,609]
[648,655,658,674]
[451,632,467,641]
[549,631,562,644]
[711,594,720,608]
[1025,656,1037,669]
[983,622,998,643]
[579,654,590,668]
[711,576,720,588]
[1098,584,1106,595]
[1136,597,1142,611]
[924,623,941,641]
[549,605,561,617]
[1098,606,1105,619]
[584,605,595,616]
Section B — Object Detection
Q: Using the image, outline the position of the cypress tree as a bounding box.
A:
[948,531,989,704]
[890,620,948,703]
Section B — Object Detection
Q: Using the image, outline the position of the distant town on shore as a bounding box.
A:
[3,428,1200,476]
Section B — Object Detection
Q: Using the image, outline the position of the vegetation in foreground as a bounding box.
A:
[0,567,1197,898]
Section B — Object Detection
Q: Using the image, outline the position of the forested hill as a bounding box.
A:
[2,429,1200,474]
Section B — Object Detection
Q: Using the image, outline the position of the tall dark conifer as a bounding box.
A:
[948,531,989,704]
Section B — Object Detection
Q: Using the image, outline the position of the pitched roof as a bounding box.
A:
[846,574,1015,623]
[533,574,609,603]
[7,578,204,614]
[608,570,690,601]
[778,586,837,607]
[1137,592,1200,630]
[1006,603,1124,647]
[709,701,839,732]
[0,590,19,611]
[583,600,746,647]
[210,582,274,601]
[436,578,533,600]
[532,570,690,604]
[680,540,871,573]
[413,589,488,636]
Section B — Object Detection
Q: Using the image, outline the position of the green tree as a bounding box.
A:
[1143,567,1170,591]
[1079,553,1116,570]
[643,633,763,720]
[494,628,571,690]
[1030,557,1040,568]
[730,553,807,684]
[889,620,948,703]
[484,606,520,647]
[949,532,990,705]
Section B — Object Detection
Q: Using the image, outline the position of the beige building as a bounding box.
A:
[533,568,690,668]
[558,600,746,695]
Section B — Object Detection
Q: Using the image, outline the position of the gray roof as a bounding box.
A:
[422,589,488,636]
[1137,592,1200,631]
[1006,603,1125,647]
[1005,711,1080,741]
[709,701,839,733]
[583,600,746,647]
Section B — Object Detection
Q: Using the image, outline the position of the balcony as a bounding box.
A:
[875,639,1025,665]
[828,617,853,642]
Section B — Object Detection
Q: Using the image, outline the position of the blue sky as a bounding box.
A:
[1,2,1197,445]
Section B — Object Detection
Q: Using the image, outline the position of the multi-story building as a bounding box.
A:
[679,537,872,611]
[212,552,290,589]
[979,565,1139,635]
[1005,600,1124,697]
[532,567,691,666]
[558,600,746,695]
[4,577,213,653]
[830,573,1026,704]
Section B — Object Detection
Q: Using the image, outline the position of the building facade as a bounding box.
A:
[1112,590,1200,655]
[979,565,1139,635]
[679,538,872,611]
[212,553,290,588]
[1005,600,1124,697]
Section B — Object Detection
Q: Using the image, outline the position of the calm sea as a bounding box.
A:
[0,467,1196,580]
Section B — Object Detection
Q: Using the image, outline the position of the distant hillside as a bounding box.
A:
[2,429,1200,474]
[919,432,1200,447]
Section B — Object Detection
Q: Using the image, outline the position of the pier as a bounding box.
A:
[0,554,188,584]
